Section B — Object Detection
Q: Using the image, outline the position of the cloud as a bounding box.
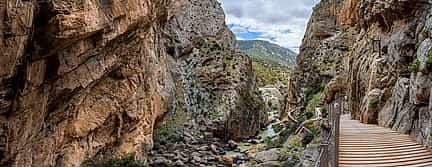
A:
[218,0,319,53]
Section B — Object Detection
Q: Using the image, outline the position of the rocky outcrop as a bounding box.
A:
[294,0,432,149]
[1,1,173,166]
[0,0,264,166]
[179,40,265,139]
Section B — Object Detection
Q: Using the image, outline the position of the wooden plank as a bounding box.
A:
[338,116,432,167]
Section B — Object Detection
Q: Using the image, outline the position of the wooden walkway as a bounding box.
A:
[339,117,432,167]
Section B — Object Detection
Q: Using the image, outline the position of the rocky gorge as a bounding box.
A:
[2,0,432,166]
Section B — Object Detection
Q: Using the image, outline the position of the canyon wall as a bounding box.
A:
[0,0,264,166]
[294,0,432,149]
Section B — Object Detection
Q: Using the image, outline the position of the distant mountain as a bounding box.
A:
[238,40,297,67]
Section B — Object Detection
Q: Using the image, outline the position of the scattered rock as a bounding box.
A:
[211,144,218,155]
[217,156,234,165]
[173,160,185,167]
[228,140,238,150]
[153,157,172,167]
[254,148,282,163]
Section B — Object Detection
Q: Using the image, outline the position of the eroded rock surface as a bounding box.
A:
[293,0,432,149]
[0,0,264,166]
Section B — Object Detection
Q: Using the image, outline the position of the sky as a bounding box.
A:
[218,0,320,53]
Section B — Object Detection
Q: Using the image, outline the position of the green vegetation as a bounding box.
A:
[253,61,291,86]
[369,97,380,109]
[416,42,421,49]
[304,123,320,137]
[305,92,323,115]
[421,28,430,37]
[265,123,300,149]
[321,107,328,118]
[298,111,314,123]
[238,40,296,87]
[302,133,315,147]
[238,40,296,67]
[272,160,300,167]
[409,58,420,72]
[304,78,326,103]
[153,83,189,148]
[92,152,146,167]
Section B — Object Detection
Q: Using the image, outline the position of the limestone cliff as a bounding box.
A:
[0,0,264,166]
[294,0,432,150]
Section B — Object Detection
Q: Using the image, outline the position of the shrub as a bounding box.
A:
[298,111,314,123]
[302,133,315,147]
[368,97,380,109]
[321,107,328,118]
[422,28,430,37]
[93,153,146,167]
[252,61,291,87]
[266,123,300,149]
[408,58,420,72]
[305,92,323,115]
[304,78,325,103]
[305,124,320,137]
[287,136,302,148]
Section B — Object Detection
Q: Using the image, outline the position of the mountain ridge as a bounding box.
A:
[238,40,297,67]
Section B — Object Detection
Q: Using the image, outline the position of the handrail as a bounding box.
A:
[315,103,341,167]
[293,106,322,135]
[287,107,301,124]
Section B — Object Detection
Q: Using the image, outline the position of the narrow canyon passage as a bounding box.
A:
[339,116,432,167]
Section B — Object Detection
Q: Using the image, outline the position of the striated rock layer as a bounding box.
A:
[294,0,432,149]
[0,0,264,166]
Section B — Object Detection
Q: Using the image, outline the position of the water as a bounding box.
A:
[266,124,276,138]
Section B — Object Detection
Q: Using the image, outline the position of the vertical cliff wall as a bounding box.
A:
[0,0,264,166]
[294,0,432,149]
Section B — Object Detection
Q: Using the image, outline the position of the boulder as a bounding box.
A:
[254,148,282,163]
[228,140,238,150]
[217,156,233,165]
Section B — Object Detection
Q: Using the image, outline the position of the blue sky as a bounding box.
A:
[218,0,320,53]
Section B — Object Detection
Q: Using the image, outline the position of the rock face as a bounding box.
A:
[294,0,432,149]
[0,0,264,166]
[180,40,265,139]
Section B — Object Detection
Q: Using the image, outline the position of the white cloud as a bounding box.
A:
[218,0,319,53]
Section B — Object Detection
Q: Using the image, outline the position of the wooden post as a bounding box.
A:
[320,141,329,167]
[330,104,333,126]
[334,103,341,167]
[372,39,381,57]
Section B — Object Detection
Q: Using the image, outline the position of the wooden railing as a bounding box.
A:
[315,103,341,167]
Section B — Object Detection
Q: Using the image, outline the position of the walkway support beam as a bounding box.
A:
[334,103,340,167]
[320,141,329,167]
